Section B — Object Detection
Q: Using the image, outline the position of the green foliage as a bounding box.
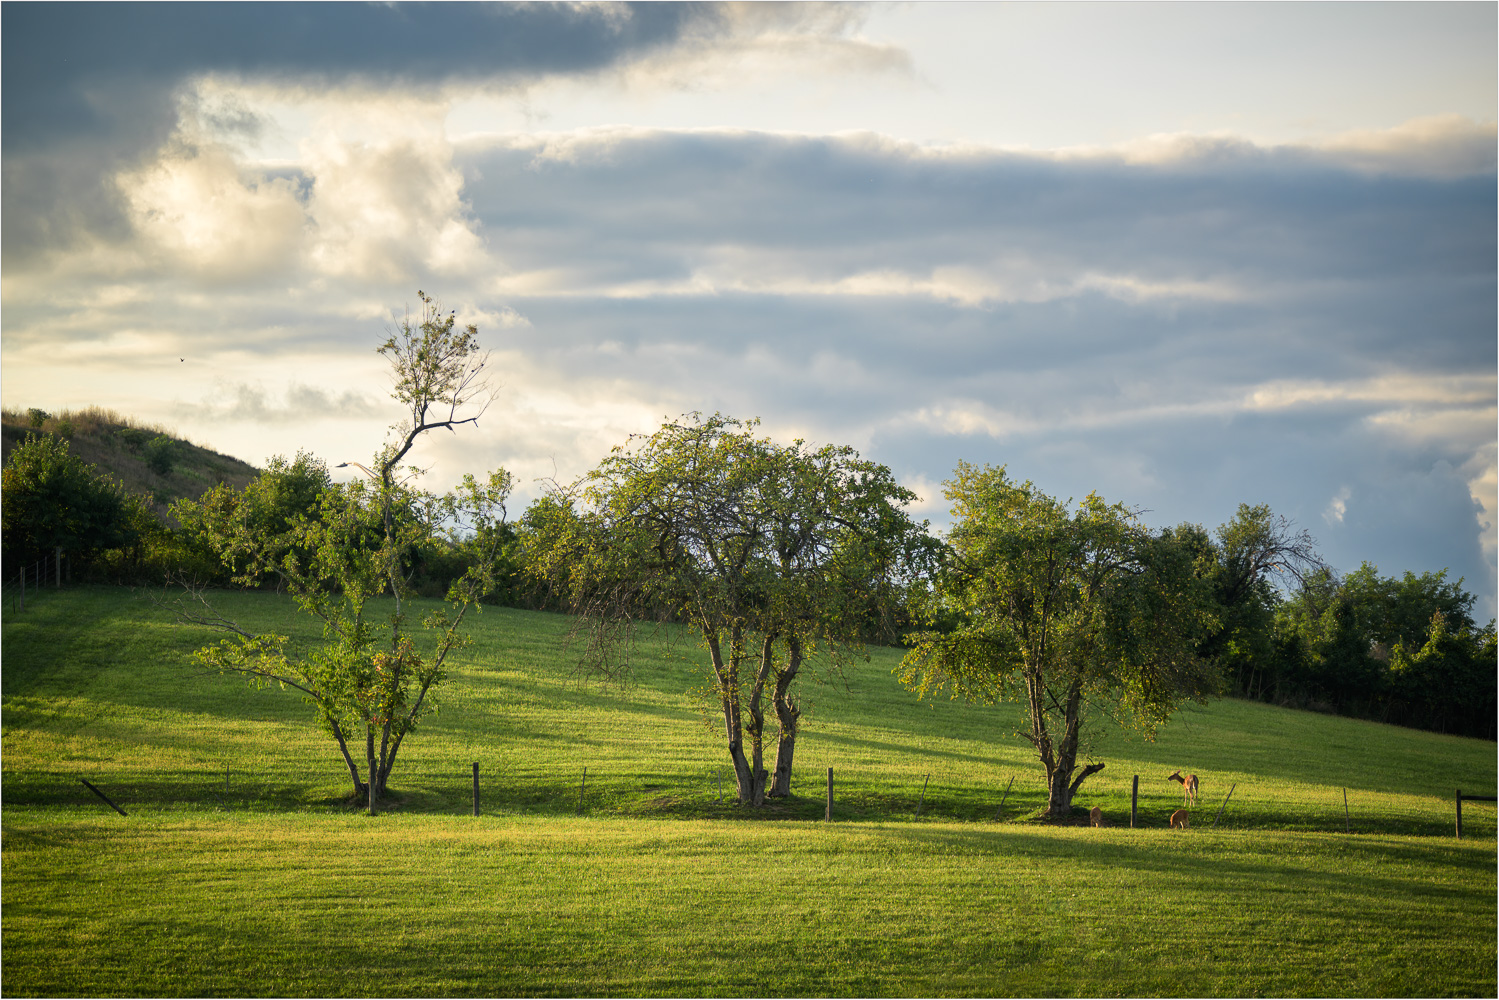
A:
[142,433,178,475]
[1270,563,1496,737]
[26,407,49,429]
[1,432,152,570]
[1172,503,1324,702]
[901,463,1219,816]
[170,293,512,804]
[529,412,933,804]
[173,450,333,586]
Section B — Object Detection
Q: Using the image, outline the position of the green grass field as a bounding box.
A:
[3,586,1495,997]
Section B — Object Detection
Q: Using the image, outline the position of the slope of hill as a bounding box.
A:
[1,586,1494,996]
[1,406,259,520]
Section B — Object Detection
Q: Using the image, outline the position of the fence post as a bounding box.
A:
[825,767,833,822]
[995,775,1015,820]
[1131,775,1139,829]
[1211,783,1237,828]
[472,762,480,817]
[916,773,930,818]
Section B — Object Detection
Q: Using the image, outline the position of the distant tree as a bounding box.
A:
[2,433,152,573]
[900,464,1218,818]
[1273,563,1495,738]
[174,450,334,588]
[528,413,931,805]
[166,293,512,809]
[1178,504,1326,700]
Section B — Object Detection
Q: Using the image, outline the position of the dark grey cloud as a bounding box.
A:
[2,2,713,150]
[445,129,1494,611]
[1,2,853,266]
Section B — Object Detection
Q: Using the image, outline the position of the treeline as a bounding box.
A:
[3,425,1494,740]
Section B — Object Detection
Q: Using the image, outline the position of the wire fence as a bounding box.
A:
[5,551,68,612]
[38,757,1496,841]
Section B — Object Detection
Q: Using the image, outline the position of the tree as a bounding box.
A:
[1271,562,1495,737]
[900,464,1218,818]
[174,450,334,588]
[167,293,511,810]
[2,432,153,572]
[527,413,930,805]
[1180,504,1326,700]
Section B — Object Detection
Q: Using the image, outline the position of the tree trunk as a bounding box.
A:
[769,638,803,798]
[329,718,368,800]
[707,629,756,805]
[744,632,776,806]
[1035,674,1106,818]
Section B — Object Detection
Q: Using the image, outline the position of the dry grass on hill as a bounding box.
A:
[1,406,259,520]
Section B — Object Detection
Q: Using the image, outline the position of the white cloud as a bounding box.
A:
[1324,486,1352,525]
[118,141,308,282]
[1316,114,1498,179]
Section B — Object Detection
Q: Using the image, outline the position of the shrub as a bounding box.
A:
[144,435,178,476]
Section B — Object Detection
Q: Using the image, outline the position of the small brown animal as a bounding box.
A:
[1167,770,1199,807]
[1170,808,1190,829]
[1090,805,1103,827]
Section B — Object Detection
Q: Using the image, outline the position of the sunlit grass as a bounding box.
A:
[2,812,1493,998]
[2,586,1495,996]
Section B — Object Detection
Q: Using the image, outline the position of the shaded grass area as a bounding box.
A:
[3,586,1496,996]
[4,587,1493,837]
[2,812,1494,998]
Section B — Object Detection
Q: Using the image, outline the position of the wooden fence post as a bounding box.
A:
[1131,775,1139,829]
[825,767,833,822]
[995,775,1015,820]
[1211,783,1237,828]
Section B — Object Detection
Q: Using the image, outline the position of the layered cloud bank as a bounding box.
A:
[3,4,1494,615]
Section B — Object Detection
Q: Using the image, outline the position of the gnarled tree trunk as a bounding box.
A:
[769,638,804,798]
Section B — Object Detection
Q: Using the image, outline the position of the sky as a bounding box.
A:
[3,2,1495,617]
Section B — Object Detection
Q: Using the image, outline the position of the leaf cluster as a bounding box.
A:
[901,462,1220,738]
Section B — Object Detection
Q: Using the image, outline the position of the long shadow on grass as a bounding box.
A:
[875,824,1494,905]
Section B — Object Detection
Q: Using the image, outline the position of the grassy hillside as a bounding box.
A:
[0,406,259,521]
[2,586,1495,996]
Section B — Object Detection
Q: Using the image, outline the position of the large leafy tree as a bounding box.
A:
[900,463,1218,818]
[2,432,153,572]
[168,293,512,809]
[1169,503,1326,700]
[1271,563,1495,737]
[527,413,930,805]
